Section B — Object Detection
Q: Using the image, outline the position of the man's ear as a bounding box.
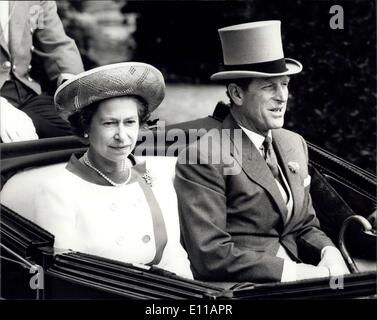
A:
[227,83,244,106]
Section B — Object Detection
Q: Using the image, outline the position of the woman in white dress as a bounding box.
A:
[32,62,193,279]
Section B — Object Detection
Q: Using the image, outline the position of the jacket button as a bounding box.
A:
[2,61,11,69]
[142,235,151,243]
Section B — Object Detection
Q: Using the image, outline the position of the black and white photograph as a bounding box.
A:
[0,0,376,309]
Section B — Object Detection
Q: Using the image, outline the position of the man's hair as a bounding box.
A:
[68,95,150,137]
[225,78,254,105]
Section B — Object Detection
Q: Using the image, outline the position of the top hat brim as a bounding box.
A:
[210,58,302,81]
[54,62,165,120]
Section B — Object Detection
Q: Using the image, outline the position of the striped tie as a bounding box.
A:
[263,136,280,179]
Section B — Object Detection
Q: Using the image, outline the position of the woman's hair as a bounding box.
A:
[68,95,150,137]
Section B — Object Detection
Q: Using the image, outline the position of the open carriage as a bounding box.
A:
[0,111,376,300]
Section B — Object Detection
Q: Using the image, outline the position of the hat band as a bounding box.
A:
[223,58,288,74]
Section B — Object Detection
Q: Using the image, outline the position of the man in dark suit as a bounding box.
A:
[174,21,349,282]
[0,1,84,142]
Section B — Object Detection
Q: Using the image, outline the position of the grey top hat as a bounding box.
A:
[211,20,303,81]
[55,62,165,120]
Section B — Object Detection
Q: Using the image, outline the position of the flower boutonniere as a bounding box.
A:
[142,169,153,187]
[288,161,300,174]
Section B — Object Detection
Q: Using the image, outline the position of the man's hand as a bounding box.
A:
[0,97,39,143]
[296,263,330,281]
[281,259,330,282]
[318,246,350,276]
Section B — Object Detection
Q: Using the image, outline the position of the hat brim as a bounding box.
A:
[210,58,302,81]
[54,62,165,120]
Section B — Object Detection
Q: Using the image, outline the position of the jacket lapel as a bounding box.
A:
[0,26,10,56]
[272,130,305,230]
[222,115,288,219]
[9,1,29,56]
[0,2,11,56]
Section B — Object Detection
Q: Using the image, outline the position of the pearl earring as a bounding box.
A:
[84,133,89,138]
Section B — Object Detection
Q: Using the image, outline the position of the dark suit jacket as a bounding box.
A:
[174,114,335,283]
[0,1,84,94]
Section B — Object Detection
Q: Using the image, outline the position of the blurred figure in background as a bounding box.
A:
[0,0,84,143]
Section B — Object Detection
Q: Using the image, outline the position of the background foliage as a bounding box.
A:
[57,0,376,174]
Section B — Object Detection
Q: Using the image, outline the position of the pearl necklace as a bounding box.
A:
[82,152,131,187]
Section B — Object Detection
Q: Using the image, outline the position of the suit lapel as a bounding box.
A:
[272,130,305,229]
[0,2,11,56]
[222,115,288,219]
[0,26,10,56]
[9,1,29,56]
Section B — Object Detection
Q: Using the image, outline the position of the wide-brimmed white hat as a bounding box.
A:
[55,62,165,120]
[211,20,303,81]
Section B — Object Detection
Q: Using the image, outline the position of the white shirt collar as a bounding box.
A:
[239,125,272,154]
